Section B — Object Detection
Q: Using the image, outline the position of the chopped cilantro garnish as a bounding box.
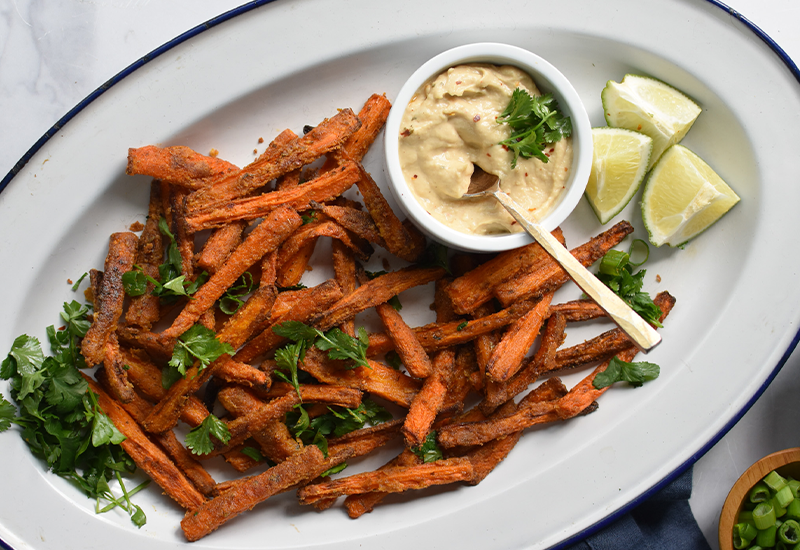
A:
[168,324,235,379]
[497,88,572,168]
[273,321,370,370]
[592,357,660,389]
[218,272,255,315]
[185,414,231,455]
[410,431,442,463]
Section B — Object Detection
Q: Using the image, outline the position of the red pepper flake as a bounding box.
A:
[545,153,550,158]
[564,167,568,171]
[473,114,481,122]
[549,148,554,153]
[456,80,462,85]
[511,221,517,225]
[486,153,491,157]
[637,124,643,131]
[413,174,418,179]
[501,145,509,151]
[525,173,528,177]
[58,326,66,331]
[400,128,412,137]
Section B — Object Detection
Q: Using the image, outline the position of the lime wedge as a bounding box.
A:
[641,144,740,247]
[585,127,653,224]
[602,75,701,169]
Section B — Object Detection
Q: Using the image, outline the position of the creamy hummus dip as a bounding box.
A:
[398,64,573,235]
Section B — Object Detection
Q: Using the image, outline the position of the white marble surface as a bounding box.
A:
[0,1,798,548]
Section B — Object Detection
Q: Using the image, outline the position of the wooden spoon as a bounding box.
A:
[464,165,661,352]
[719,447,800,550]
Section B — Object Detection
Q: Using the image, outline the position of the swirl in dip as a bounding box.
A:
[398,64,573,235]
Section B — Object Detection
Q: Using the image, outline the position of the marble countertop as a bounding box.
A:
[1,1,799,548]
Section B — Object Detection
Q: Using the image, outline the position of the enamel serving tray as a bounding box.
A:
[2,0,800,548]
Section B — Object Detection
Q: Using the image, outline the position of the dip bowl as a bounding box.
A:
[718,448,800,550]
[384,42,593,253]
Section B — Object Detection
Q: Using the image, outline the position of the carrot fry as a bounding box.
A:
[278,220,372,276]
[159,206,300,343]
[332,239,358,336]
[102,333,135,403]
[222,446,264,473]
[297,457,473,505]
[234,279,343,363]
[181,445,326,542]
[311,201,386,248]
[321,93,392,173]
[185,109,361,212]
[549,299,607,323]
[83,375,206,510]
[482,312,567,415]
[81,232,138,366]
[446,228,565,314]
[376,302,433,379]
[126,145,238,189]
[486,293,554,382]
[401,350,451,447]
[367,298,538,356]
[276,240,317,289]
[310,266,446,331]
[343,449,421,518]
[196,221,247,275]
[169,187,195,281]
[213,359,271,391]
[494,221,634,306]
[300,348,420,408]
[116,326,173,362]
[354,161,426,262]
[125,181,164,329]
[184,161,361,232]
[255,382,363,408]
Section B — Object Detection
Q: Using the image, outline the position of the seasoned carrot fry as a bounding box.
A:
[221,446,264,473]
[234,279,343,363]
[482,312,567,415]
[213,359,271,391]
[376,302,433,378]
[181,445,326,542]
[274,167,302,192]
[126,145,238,189]
[125,181,164,329]
[297,457,473,505]
[446,228,565,314]
[81,232,138,366]
[344,449,422,518]
[196,221,246,274]
[310,266,446,331]
[169,187,195,281]
[401,351,451,447]
[321,93,392,173]
[353,161,426,262]
[300,348,420,408]
[312,200,387,247]
[83,375,206,510]
[116,326,172,362]
[367,298,538,356]
[184,161,361,232]
[159,206,300,343]
[486,293,554,382]
[185,109,361,212]
[278,220,372,275]
[549,299,607,322]
[494,221,634,306]
[276,239,317,289]
[255,382,363,408]
[102,333,135,403]
[332,239,357,336]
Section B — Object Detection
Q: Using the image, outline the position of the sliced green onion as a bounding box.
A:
[777,485,796,508]
[734,521,758,544]
[789,479,800,499]
[751,482,772,504]
[627,239,650,266]
[754,501,777,530]
[787,498,800,520]
[756,524,777,548]
[738,510,755,525]
[775,496,789,518]
[780,519,800,544]
[766,471,789,493]
[598,249,628,277]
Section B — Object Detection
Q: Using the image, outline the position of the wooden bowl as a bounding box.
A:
[719,448,800,550]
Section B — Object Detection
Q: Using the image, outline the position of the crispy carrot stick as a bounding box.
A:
[310,266,446,331]
[297,457,473,505]
[81,232,138,366]
[343,449,422,518]
[276,240,317,289]
[185,109,361,212]
[213,359,271,391]
[353,161,426,262]
[332,239,358,337]
[196,221,246,275]
[83,375,206,510]
[102,334,135,403]
[159,206,300,343]
[446,228,564,314]
[169,187,195,281]
[126,145,238,189]
[549,299,607,322]
[494,221,634,306]
[481,312,566,415]
[366,298,538,356]
[233,279,343,363]
[401,350,452,447]
[184,161,361,232]
[376,302,433,379]
[255,382,363,408]
[311,201,386,248]
[321,93,392,173]
[125,181,164,329]
[181,445,326,542]
[300,348,420,408]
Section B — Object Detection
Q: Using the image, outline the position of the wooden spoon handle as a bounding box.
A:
[493,190,661,352]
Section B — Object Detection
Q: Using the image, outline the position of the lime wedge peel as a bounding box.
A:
[602,74,702,170]
[641,144,740,247]
[585,127,653,224]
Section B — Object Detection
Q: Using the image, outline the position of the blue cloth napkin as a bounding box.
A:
[567,467,711,550]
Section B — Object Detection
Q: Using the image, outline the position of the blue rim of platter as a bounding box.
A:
[1,1,798,549]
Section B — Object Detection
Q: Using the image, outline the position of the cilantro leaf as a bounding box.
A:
[121,269,148,297]
[185,414,231,455]
[497,89,572,168]
[592,357,660,389]
[314,327,370,370]
[274,341,305,399]
[596,248,663,328]
[91,410,127,447]
[240,446,265,462]
[218,272,254,315]
[320,462,347,478]
[0,397,16,432]
[168,324,235,376]
[410,430,443,463]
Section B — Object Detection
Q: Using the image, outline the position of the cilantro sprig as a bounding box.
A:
[0,301,149,527]
[497,88,572,168]
[596,246,663,328]
[592,357,660,389]
[165,324,235,387]
[185,414,231,455]
[273,321,370,370]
